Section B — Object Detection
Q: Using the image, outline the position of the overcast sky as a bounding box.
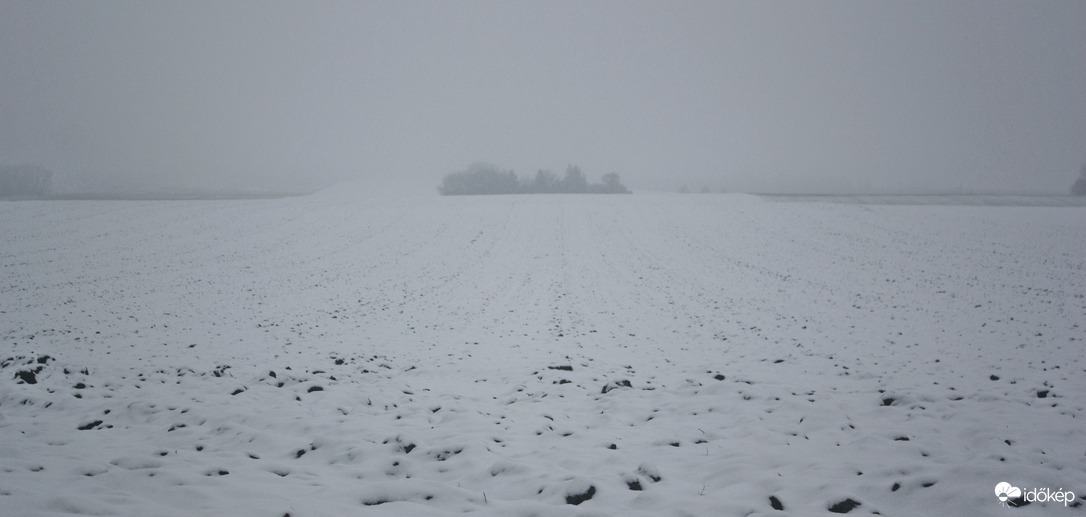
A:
[2,1,1084,193]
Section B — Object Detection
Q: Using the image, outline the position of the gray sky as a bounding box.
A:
[2,1,1084,193]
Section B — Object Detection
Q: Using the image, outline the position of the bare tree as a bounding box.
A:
[0,164,52,198]
[600,172,629,194]
[1073,163,1086,196]
[561,165,588,193]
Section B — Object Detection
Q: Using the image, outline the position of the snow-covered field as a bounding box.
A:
[2,184,1084,516]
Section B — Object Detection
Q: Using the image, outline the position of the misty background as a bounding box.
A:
[2,0,1084,195]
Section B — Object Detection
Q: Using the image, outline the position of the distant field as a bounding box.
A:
[1,185,1083,515]
[757,193,1086,206]
[3,191,311,201]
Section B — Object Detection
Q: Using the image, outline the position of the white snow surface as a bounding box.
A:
[1,184,1084,516]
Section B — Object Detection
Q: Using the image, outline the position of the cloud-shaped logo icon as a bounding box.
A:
[995,482,1022,505]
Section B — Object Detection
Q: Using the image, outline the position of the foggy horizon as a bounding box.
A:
[3,3,1086,512]
[2,1,1084,195]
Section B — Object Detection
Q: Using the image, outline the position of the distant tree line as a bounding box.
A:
[439,163,630,195]
[678,184,728,194]
[0,164,52,198]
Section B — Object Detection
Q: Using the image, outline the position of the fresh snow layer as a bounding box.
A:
[1,185,1084,516]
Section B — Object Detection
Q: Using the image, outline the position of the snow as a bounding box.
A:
[1,185,1084,516]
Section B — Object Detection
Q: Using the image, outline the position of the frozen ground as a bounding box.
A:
[1,184,1084,516]
[757,194,1086,207]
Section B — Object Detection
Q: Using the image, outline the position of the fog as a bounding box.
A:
[2,1,1084,194]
